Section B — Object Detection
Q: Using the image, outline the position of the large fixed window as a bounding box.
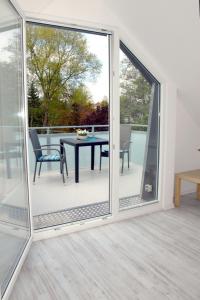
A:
[119,41,160,210]
[27,22,111,229]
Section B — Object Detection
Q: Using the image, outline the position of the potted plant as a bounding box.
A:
[76,129,88,140]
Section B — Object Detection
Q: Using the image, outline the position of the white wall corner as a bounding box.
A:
[160,83,177,210]
[175,92,200,195]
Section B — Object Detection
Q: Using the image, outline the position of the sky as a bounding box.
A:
[83,32,109,103]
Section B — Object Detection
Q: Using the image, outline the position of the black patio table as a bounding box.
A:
[60,136,109,183]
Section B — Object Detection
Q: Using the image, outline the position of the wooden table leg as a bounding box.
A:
[175,175,181,207]
[196,184,200,200]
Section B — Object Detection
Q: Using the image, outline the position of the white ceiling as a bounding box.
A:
[17,0,200,125]
[105,0,200,125]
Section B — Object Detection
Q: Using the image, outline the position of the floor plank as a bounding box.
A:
[10,194,200,300]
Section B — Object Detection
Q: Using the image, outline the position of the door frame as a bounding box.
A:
[5,8,176,241]
[2,1,33,299]
[23,15,164,241]
[25,17,116,228]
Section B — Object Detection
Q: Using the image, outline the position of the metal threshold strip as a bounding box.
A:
[33,201,110,230]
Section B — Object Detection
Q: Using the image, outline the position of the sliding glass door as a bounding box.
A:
[0,0,31,297]
[119,42,160,210]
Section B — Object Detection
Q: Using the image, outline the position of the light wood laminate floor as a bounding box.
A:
[10,195,200,300]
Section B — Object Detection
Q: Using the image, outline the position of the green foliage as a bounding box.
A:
[120,56,152,126]
[28,81,40,107]
[26,24,151,129]
[26,23,102,126]
[28,82,43,127]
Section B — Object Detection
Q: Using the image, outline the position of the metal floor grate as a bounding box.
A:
[0,204,28,226]
[1,197,151,230]
[33,201,110,230]
[119,195,145,210]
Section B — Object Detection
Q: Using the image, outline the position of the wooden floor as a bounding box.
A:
[10,195,200,300]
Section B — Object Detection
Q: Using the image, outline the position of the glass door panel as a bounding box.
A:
[119,42,160,210]
[0,0,31,297]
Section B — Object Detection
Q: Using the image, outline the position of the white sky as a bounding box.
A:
[84,33,109,103]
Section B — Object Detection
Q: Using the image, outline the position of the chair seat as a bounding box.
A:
[38,154,60,162]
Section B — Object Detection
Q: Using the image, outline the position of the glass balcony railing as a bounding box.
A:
[28,124,147,174]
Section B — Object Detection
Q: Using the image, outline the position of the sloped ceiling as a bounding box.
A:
[105,0,200,126]
[17,0,200,126]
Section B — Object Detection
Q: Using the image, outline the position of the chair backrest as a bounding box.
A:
[29,129,42,159]
[120,124,132,151]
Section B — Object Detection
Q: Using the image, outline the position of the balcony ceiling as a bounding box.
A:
[17,0,200,125]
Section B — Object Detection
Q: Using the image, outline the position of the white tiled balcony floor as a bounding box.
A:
[30,163,143,216]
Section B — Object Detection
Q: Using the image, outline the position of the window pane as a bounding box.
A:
[119,42,160,210]
[0,0,30,295]
[141,84,160,201]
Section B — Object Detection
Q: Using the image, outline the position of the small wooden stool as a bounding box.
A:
[175,169,200,207]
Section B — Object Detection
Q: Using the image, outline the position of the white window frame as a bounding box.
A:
[2,1,33,300]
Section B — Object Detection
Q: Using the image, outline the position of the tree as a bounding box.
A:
[120,57,152,125]
[28,81,40,107]
[83,97,109,126]
[66,85,93,126]
[26,23,102,126]
[28,82,42,127]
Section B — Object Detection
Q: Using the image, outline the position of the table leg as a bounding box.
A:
[91,145,95,170]
[175,175,181,207]
[60,141,64,174]
[75,146,79,183]
[60,141,64,155]
[196,184,200,200]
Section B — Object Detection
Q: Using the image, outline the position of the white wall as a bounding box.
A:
[105,0,200,195]
[175,93,200,194]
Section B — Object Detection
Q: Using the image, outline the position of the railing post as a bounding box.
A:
[91,125,95,136]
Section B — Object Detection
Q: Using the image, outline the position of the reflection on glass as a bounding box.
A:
[119,43,160,210]
[0,0,30,296]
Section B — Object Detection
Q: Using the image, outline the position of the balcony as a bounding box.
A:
[28,125,147,229]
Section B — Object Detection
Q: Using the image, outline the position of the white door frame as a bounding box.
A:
[2,1,33,299]
[7,10,176,241]
[22,14,173,242]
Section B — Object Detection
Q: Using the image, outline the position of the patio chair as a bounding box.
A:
[99,124,132,173]
[29,129,68,183]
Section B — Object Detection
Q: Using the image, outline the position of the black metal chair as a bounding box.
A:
[29,129,68,183]
[99,124,132,173]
